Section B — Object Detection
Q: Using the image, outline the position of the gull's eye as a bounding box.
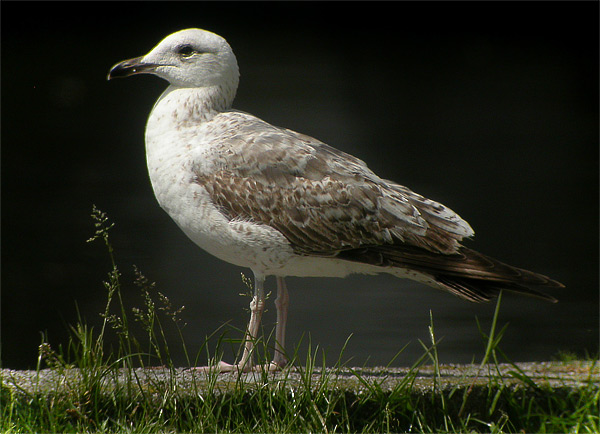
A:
[176,44,196,58]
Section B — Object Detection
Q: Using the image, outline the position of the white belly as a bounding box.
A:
[150,166,296,272]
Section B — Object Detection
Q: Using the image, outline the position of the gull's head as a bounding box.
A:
[108,28,239,90]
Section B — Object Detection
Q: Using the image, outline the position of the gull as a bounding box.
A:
[108,28,563,372]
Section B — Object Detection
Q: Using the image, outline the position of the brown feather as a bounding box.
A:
[192,111,562,303]
[337,245,561,302]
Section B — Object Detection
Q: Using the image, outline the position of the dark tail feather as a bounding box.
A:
[432,247,562,303]
[337,244,563,303]
[435,275,559,303]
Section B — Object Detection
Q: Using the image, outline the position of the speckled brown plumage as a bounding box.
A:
[193,112,561,303]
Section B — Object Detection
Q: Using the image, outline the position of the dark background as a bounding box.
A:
[2,2,598,370]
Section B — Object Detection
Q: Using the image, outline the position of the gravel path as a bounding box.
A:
[2,361,597,397]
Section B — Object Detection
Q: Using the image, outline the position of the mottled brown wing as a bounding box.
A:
[197,169,422,255]
[193,111,473,255]
[193,112,562,302]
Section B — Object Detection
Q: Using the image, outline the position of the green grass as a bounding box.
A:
[2,207,598,433]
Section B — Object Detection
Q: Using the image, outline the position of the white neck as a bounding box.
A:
[148,84,235,128]
[144,83,236,163]
[144,83,237,211]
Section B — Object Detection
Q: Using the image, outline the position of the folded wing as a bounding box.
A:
[193,111,562,302]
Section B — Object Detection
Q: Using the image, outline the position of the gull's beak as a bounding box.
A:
[107,56,160,80]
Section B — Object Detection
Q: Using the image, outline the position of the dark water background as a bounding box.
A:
[2,2,598,369]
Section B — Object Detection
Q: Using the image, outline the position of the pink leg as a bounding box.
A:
[272,276,289,368]
[195,272,282,373]
[236,272,266,370]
